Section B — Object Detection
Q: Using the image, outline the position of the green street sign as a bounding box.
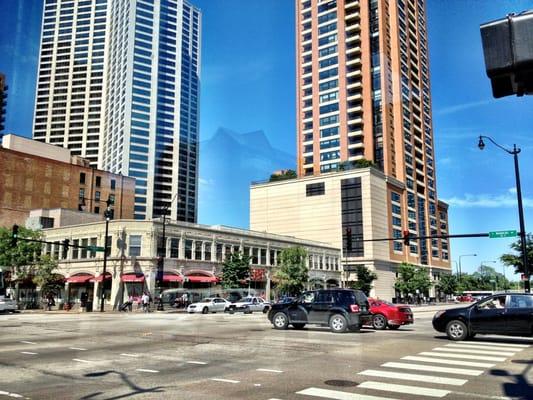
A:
[87,245,105,252]
[489,230,517,239]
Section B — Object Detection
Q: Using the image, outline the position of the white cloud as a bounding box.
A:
[434,100,492,116]
[442,193,533,208]
[508,187,517,195]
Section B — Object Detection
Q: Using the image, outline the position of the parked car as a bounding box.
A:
[187,297,231,314]
[455,295,474,302]
[0,296,17,313]
[433,293,533,341]
[267,289,370,333]
[225,296,270,314]
[365,298,413,330]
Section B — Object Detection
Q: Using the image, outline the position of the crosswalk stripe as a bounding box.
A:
[358,369,467,386]
[20,351,37,355]
[20,341,37,345]
[69,347,87,351]
[210,378,240,384]
[257,368,283,373]
[433,347,515,356]
[296,387,397,400]
[419,351,505,362]
[358,381,450,398]
[402,355,495,368]
[382,362,483,376]
[467,341,529,348]
[72,358,91,363]
[136,368,159,373]
[187,361,208,365]
[120,353,139,358]
[445,343,520,353]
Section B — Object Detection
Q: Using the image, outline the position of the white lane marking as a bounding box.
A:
[467,341,529,348]
[254,383,262,387]
[120,353,139,357]
[419,351,506,362]
[358,369,467,386]
[186,361,208,365]
[402,355,495,368]
[257,368,283,373]
[296,387,397,400]
[358,381,450,398]
[0,391,24,398]
[210,378,240,384]
[433,347,515,356]
[445,343,520,353]
[72,358,91,363]
[69,347,87,351]
[136,368,159,373]
[19,341,37,345]
[20,352,37,355]
[382,362,483,376]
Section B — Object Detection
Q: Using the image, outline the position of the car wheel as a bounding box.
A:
[292,323,306,330]
[388,324,401,330]
[446,320,468,341]
[228,306,235,314]
[272,312,289,330]
[329,314,348,333]
[202,307,209,314]
[372,314,388,330]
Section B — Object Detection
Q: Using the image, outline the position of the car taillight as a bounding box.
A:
[350,304,360,313]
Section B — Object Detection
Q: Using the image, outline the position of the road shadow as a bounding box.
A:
[273,327,374,334]
[81,370,165,400]
[490,362,533,400]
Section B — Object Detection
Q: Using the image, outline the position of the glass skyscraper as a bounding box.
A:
[33,0,201,222]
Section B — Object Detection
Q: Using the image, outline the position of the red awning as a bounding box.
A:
[186,275,218,283]
[90,273,112,283]
[162,274,183,282]
[121,274,145,283]
[66,274,94,283]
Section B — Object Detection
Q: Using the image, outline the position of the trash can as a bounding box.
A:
[85,301,93,312]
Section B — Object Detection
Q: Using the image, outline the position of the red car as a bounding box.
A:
[366,298,414,330]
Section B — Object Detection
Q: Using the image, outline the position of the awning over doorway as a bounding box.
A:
[162,274,183,282]
[66,274,94,283]
[121,273,145,283]
[186,275,218,283]
[90,273,112,283]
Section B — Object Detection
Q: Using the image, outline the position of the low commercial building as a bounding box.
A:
[0,134,135,228]
[250,167,451,301]
[36,219,341,309]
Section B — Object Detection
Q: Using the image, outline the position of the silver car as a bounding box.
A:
[187,297,230,314]
[0,296,17,313]
[226,296,270,314]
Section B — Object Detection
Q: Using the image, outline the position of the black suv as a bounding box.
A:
[267,289,370,333]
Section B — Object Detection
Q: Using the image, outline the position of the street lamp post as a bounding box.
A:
[478,136,530,293]
[101,198,112,312]
[458,254,477,283]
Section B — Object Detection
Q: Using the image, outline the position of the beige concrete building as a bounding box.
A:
[251,167,449,300]
[0,134,135,228]
[35,220,341,309]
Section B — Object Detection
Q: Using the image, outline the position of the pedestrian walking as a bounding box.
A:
[46,293,55,311]
[141,292,150,312]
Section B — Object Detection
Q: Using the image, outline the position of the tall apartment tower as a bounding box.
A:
[33,0,201,222]
[295,0,449,266]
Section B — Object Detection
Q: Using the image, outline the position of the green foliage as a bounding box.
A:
[221,251,251,289]
[269,169,297,182]
[436,274,458,295]
[30,255,62,297]
[273,247,309,296]
[350,265,377,296]
[458,264,511,292]
[394,262,432,296]
[500,234,533,275]
[338,159,374,171]
[0,226,42,275]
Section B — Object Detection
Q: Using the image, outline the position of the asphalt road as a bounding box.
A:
[0,308,531,400]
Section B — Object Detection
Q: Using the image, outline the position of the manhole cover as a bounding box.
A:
[324,380,358,387]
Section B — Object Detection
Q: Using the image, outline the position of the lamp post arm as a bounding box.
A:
[480,135,520,155]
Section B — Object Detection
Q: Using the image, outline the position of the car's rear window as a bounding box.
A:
[336,291,356,305]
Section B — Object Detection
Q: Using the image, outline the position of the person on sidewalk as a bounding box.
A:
[141,292,150,313]
[46,293,55,311]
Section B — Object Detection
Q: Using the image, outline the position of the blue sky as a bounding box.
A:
[1,0,532,278]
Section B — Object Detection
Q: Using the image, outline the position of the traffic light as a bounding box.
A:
[403,230,410,246]
[62,239,70,259]
[345,227,352,251]
[11,224,18,247]
[480,11,533,98]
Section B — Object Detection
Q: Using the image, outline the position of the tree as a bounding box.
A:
[221,251,251,289]
[0,226,42,277]
[436,274,458,297]
[350,265,377,296]
[338,159,374,171]
[273,247,308,296]
[29,255,62,297]
[500,234,533,275]
[269,169,297,182]
[394,262,432,299]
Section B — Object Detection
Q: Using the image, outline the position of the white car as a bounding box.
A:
[0,296,17,313]
[225,296,270,314]
[187,297,230,314]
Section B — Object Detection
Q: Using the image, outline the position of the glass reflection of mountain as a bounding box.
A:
[199,127,294,228]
